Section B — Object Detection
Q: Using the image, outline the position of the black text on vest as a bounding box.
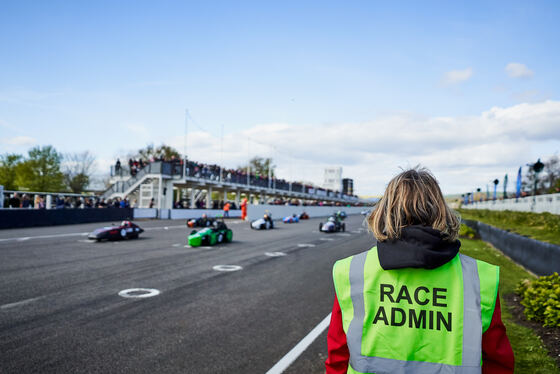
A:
[372,284,452,332]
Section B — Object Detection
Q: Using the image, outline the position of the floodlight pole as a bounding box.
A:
[183,109,188,179]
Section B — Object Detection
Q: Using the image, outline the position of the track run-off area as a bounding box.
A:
[0,215,375,374]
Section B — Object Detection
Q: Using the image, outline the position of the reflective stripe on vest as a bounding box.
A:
[334,248,496,374]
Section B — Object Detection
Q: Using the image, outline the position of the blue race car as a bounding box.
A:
[283,214,300,224]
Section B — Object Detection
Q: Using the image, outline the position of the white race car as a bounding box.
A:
[251,214,274,230]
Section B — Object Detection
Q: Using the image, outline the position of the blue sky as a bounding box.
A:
[1,1,559,194]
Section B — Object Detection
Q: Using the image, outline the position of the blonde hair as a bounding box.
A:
[368,167,460,242]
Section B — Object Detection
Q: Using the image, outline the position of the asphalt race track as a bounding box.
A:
[0,215,375,374]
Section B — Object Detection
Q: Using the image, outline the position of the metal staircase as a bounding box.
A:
[102,162,171,200]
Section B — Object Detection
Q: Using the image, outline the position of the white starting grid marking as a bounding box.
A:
[1,296,43,310]
[265,252,287,257]
[118,288,160,298]
[265,313,332,374]
[213,265,243,272]
[297,243,315,248]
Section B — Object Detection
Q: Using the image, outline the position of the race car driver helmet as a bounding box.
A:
[328,216,336,222]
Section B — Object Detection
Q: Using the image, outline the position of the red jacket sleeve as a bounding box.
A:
[325,295,349,374]
[482,294,515,373]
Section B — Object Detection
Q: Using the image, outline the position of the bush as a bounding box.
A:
[516,272,560,327]
[459,224,477,239]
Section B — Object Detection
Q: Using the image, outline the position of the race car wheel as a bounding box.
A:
[319,223,323,231]
[342,223,346,232]
[217,233,224,243]
[225,230,233,242]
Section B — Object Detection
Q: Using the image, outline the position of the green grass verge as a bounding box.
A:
[460,237,559,373]
[458,209,560,246]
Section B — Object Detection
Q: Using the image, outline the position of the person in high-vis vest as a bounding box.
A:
[326,168,514,374]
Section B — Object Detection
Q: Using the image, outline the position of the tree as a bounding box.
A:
[137,143,181,161]
[0,153,23,190]
[63,151,96,193]
[544,154,560,193]
[238,157,275,177]
[15,146,66,192]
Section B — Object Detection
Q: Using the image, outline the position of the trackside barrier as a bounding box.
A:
[247,205,366,221]
[462,192,560,214]
[463,219,560,276]
[133,208,158,219]
[168,209,242,220]
[0,208,134,229]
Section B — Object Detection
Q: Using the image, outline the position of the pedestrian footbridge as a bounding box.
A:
[103,161,361,209]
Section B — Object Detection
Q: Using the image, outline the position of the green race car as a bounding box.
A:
[188,221,233,247]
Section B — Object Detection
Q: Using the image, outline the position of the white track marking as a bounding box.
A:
[118,288,160,298]
[0,225,185,243]
[143,225,184,231]
[1,296,43,310]
[297,243,315,248]
[212,265,242,272]
[266,313,332,374]
[265,252,287,257]
[172,243,182,247]
[320,238,334,241]
[0,232,87,242]
[336,233,351,237]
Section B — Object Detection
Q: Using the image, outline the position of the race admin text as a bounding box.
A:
[372,284,452,332]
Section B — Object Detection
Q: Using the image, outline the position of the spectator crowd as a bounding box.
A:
[4,192,137,210]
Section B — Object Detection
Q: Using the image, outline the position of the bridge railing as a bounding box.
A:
[103,161,360,202]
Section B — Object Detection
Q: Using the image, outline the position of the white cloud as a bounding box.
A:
[443,68,473,85]
[505,62,534,78]
[161,100,560,195]
[3,136,37,146]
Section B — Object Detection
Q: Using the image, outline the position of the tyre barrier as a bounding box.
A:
[463,219,560,276]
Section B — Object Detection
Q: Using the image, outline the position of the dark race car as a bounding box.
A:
[319,215,346,233]
[251,213,274,230]
[88,220,144,241]
[188,219,233,247]
[187,214,215,228]
[299,212,310,220]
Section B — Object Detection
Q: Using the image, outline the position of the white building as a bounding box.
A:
[323,167,343,192]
